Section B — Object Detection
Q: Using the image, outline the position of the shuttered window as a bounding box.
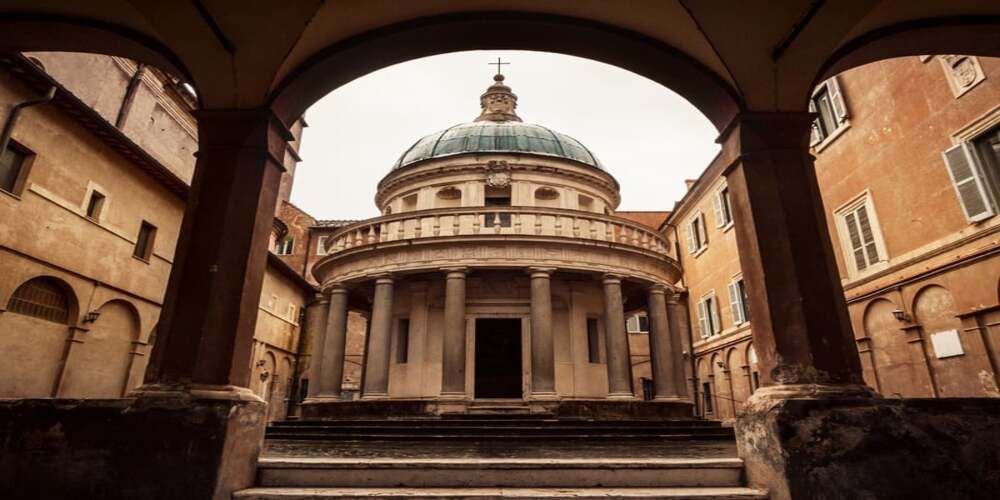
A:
[713,186,733,227]
[697,294,721,338]
[728,278,749,325]
[842,204,880,272]
[943,139,998,223]
[686,212,708,254]
[809,76,849,146]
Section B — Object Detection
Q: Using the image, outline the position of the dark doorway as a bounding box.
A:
[474,318,523,398]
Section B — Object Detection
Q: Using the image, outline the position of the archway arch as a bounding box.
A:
[60,299,141,398]
[0,15,193,92]
[268,12,742,130]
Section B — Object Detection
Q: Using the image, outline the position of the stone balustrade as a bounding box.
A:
[322,207,673,258]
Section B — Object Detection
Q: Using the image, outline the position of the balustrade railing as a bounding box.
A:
[322,207,673,258]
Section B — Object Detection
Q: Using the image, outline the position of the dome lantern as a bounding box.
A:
[475,73,521,123]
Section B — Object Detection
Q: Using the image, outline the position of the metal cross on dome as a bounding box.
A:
[489,57,509,76]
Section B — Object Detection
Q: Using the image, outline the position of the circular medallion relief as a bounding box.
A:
[485,172,511,188]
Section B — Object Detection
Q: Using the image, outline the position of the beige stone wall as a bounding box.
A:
[0,56,315,409]
[27,53,198,183]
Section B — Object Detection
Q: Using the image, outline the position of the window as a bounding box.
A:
[713,185,733,228]
[586,318,601,363]
[395,318,410,364]
[728,277,750,325]
[809,77,848,146]
[835,194,886,275]
[702,382,714,414]
[943,129,1000,223]
[696,293,722,338]
[485,190,512,228]
[626,314,649,334]
[275,236,294,255]
[685,212,708,254]
[8,277,71,324]
[133,221,156,260]
[85,190,106,220]
[317,236,329,256]
[0,142,30,195]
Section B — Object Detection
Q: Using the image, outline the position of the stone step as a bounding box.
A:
[256,457,746,488]
[234,486,768,499]
[274,419,722,427]
[265,432,735,441]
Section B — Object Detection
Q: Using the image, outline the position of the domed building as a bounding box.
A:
[303,73,691,417]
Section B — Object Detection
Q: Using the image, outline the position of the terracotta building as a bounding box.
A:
[0,52,312,421]
[670,55,1000,421]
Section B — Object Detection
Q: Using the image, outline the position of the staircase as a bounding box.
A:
[234,418,766,499]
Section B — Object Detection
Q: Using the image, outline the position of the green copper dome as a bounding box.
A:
[392,121,604,171]
[391,73,604,172]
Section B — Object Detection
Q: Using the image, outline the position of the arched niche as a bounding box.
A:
[913,284,994,397]
[60,299,140,398]
[0,276,80,397]
[862,298,927,398]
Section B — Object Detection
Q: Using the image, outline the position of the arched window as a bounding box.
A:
[7,277,71,324]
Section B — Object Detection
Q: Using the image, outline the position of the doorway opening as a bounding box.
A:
[474,318,523,399]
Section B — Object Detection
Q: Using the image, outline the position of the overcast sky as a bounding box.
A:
[291,51,720,221]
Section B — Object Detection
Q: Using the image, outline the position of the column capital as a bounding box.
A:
[528,267,556,278]
[312,292,330,305]
[647,283,668,295]
[601,273,625,285]
[372,274,394,285]
[443,267,469,278]
[323,283,349,296]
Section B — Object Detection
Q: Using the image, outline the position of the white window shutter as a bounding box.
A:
[728,282,743,324]
[808,100,822,146]
[827,77,848,123]
[942,143,996,222]
[709,297,722,334]
[844,211,868,271]
[686,220,697,253]
[855,205,880,264]
[697,300,709,338]
[713,190,725,227]
[698,212,708,247]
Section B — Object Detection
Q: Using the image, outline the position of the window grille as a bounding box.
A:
[8,278,70,324]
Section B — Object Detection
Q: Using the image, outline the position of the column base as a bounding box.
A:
[652,395,691,403]
[528,391,560,401]
[736,396,1000,500]
[301,395,344,404]
[439,391,469,401]
[607,392,636,400]
[360,392,389,400]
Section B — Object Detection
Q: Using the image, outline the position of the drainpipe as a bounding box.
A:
[0,85,56,156]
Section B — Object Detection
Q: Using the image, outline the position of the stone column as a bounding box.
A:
[602,274,633,398]
[139,109,288,399]
[722,112,869,399]
[303,292,330,399]
[441,268,468,398]
[529,267,557,398]
[362,275,394,398]
[647,285,683,400]
[316,285,349,399]
[665,293,691,399]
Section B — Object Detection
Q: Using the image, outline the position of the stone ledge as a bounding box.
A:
[735,397,1000,500]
